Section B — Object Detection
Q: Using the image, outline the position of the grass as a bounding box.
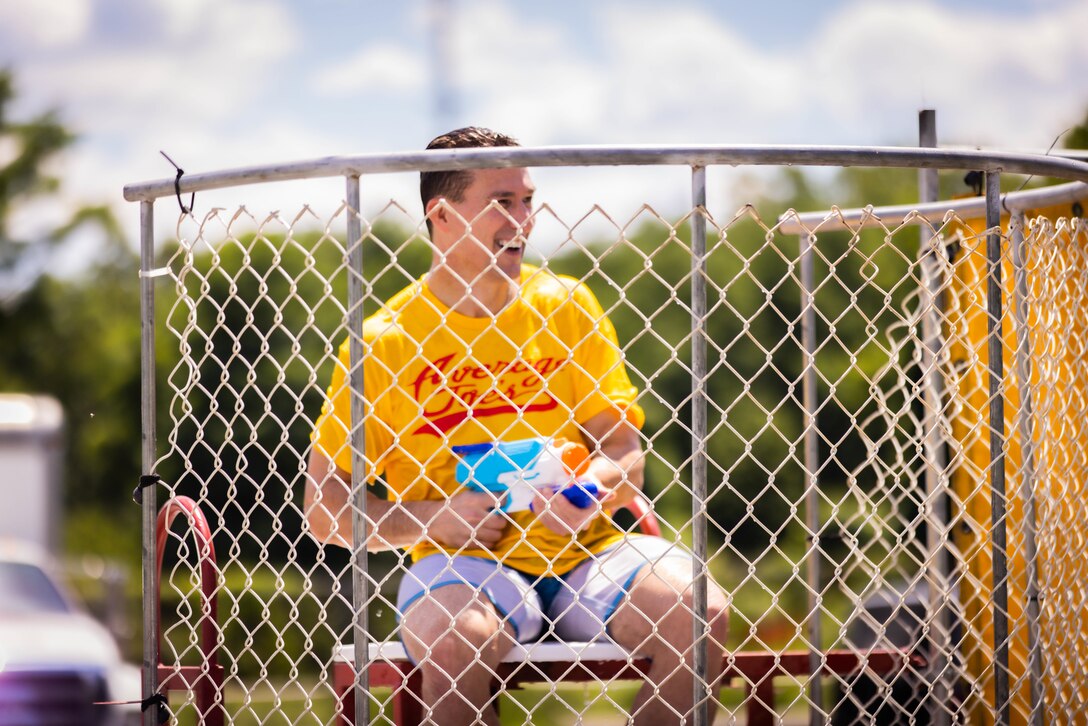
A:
[164,677,823,724]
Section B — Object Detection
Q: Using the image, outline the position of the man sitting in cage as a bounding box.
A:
[305,126,729,725]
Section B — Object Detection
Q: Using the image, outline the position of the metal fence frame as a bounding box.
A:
[779,178,1088,726]
[126,145,1088,726]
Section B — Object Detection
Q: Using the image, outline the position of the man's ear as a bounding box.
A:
[425,197,447,230]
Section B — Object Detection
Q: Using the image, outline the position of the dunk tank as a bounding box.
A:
[123,141,1088,725]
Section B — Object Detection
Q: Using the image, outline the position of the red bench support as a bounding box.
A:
[331,642,923,726]
[155,496,225,726]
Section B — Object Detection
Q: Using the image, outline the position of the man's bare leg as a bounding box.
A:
[401,584,515,725]
[609,560,730,724]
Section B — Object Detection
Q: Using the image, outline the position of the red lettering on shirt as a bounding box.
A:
[409,354,565,437]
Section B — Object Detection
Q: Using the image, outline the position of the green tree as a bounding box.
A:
[0,68,137,561]
[1064,107,1088,150]
[0,69,131,302]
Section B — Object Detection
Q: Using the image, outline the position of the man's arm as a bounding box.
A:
[580,407,645,508]
[304,448,505,551]
[532,407,645,535]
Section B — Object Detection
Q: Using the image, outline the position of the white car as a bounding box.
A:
[0,541,141,726]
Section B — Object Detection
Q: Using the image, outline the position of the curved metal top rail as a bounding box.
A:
[776,180,1088,234]
[122,144,1088,203]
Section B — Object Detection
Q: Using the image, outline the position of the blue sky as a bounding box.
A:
[2,0,1086,254]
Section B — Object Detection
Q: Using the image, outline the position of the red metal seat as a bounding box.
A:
[331,641,922,725]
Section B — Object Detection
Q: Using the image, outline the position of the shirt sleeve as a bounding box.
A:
[310,337,393,481]
[562,280,645,429]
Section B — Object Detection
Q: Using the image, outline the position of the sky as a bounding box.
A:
[2,0,1087,268]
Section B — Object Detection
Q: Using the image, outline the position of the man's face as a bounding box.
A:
[431,167,536,283]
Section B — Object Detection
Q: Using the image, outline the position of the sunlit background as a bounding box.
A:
[2,0,1086,268]
[1,1,1086,721]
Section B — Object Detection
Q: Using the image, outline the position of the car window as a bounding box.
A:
[0,561,72,614]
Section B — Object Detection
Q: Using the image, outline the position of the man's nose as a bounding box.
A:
[511,201,533,229]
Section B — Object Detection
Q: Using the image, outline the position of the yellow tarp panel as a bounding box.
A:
[945,200,1087,725]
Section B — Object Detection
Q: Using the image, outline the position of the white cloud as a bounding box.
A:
[150,0,222,38]
[0,0,92,47]
[581,0,1088,150]
[441,0,608,143]
[16,0,299,138]
[314,45,427,95]
[806,0,1088,147]
[597,4,799,143]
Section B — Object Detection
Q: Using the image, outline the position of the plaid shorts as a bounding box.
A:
[396,534,691,644]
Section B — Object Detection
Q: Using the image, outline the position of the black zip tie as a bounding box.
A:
[94,693,169,723]
[945,237,962,263]
[133,474,162,505]
[160,150,195,214]
[142,693,170,724]
[964,170,984,196]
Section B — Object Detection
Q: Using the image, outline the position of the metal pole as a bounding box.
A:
[139,200,161,726]
[986,171,1010,726]
[917,109,954,726]
[1009,211,1044,726]
[918,111,939,204]
[346,175,370,726]
[689,165,710,726]
[800,229,824,724]
[122,146,1088,203]
[428,0,458,133]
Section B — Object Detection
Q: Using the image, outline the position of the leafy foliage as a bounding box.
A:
[0,69,139,555]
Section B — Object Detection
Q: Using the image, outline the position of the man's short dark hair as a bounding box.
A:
[420,127,520,232]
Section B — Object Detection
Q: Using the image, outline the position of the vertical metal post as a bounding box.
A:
[986,171,1010,726]
[689,166,710,726]
[918,111,939,204]
[139,200,161,726]
[917,109,954,726]
[346,175,370,726]
[428,0,458,133]
[1009,211,1044,726]
[800,229,823,724]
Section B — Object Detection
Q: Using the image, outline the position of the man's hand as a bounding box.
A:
[426,490,508,549]
[531,484,616,536]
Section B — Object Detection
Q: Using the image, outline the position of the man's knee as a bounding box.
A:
[665,585,730,648]
[619,563,729,650]
[401,586,510,668]
[696,583,730,639]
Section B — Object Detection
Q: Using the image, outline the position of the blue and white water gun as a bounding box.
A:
[452,438,601,513]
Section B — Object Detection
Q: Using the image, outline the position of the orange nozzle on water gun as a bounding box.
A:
[555,439,591,478]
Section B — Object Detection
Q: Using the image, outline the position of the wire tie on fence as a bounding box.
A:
[160,150,195,215]
[1008,126,1073,200]
[963,170,984,197]
[94,693,169,723]
[142,693,170,723]
[944,237,962,263]
[133,474,162,505]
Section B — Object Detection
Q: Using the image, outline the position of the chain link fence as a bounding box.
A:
[129,148,1088,725]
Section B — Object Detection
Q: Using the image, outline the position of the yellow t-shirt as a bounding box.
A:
[311,265,645,576]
